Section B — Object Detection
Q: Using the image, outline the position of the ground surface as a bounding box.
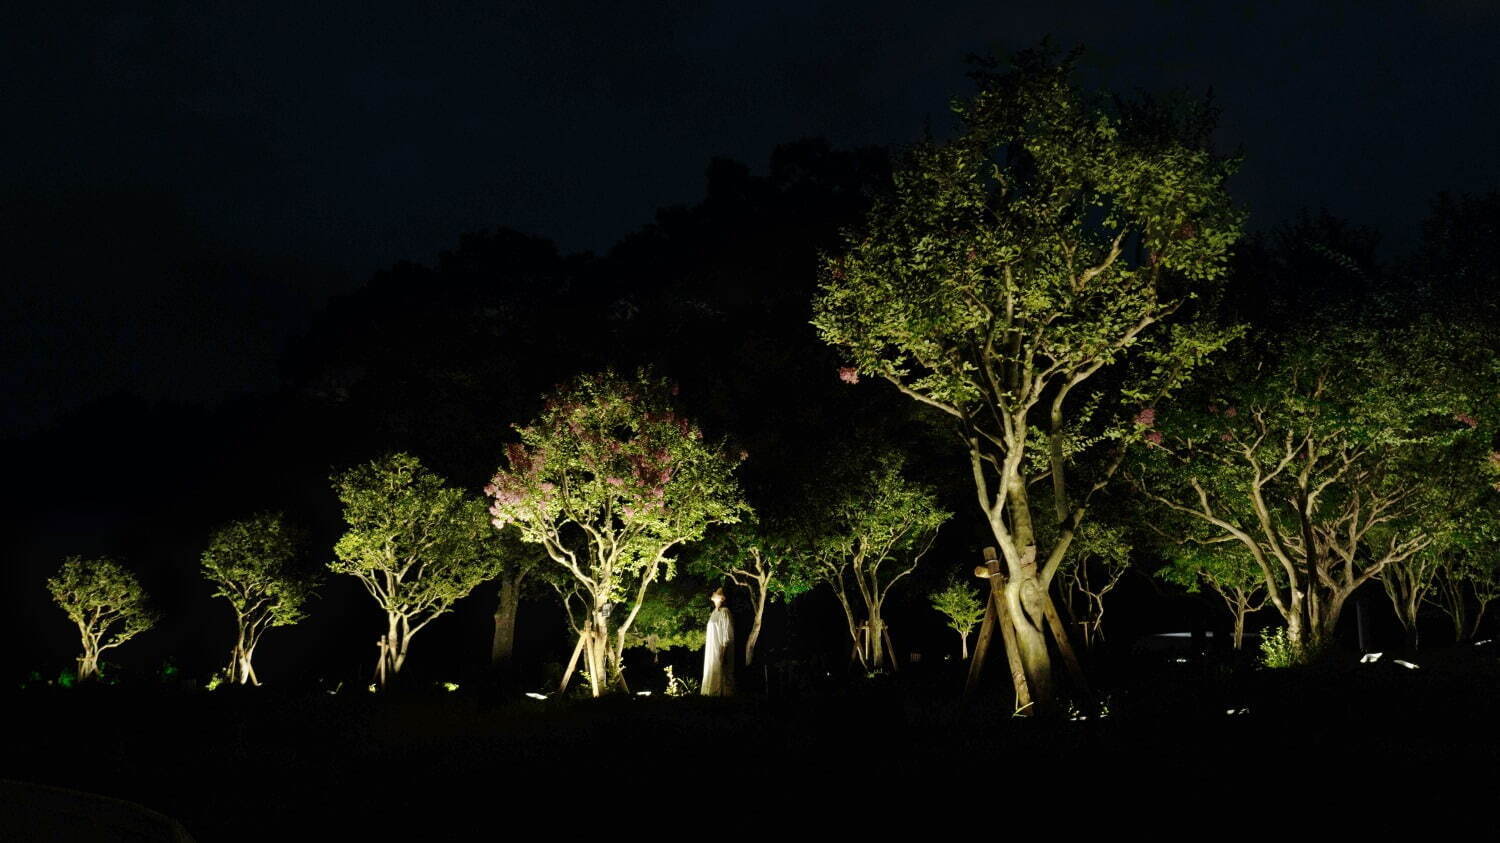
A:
[4,648,1497,839]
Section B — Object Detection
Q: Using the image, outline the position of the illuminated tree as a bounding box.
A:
[929,576,985,659]
[487,370,746,697]
[201,513,318,685]
[1134,321,1493,659]
[47,556,157,681]
[809,456,949,672]
[692,519,815,666]
[815,44,1241,705]
[331,453,500,687]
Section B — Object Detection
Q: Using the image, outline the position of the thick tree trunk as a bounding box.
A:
[1005,573,1054,710]
[491,577,521,668]
[78,624,102,675]
[1232,609,1246,651]
[959,630,969,660]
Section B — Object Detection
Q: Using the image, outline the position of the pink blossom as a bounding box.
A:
[738,449,749,461]
[838,366,860,385]
[622,505,636,519]
[1208,404,1220,415]
[495,488,524,506]
[1224,407,1238,418]
[1145,431,1163,446]
[1134,408,1156,428]
[540,481,556,494]
[1220,432,1233,442]
[606,476,624,487]
[483,483,498,496]
[1455,412,1479,429]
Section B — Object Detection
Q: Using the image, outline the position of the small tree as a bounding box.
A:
[1049,519,1131,651]
[201,512,318,685]
[810,456,949,672]
[929,576,985,659]
[331,453,501,687]
[47,556,157,681]
[487,370,746,697]
[692,519,815,666]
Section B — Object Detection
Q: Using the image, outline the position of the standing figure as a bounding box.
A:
[701,587,735,696]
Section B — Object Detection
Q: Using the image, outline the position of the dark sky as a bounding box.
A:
[5,0,1498,435]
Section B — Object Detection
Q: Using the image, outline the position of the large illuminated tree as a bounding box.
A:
[201,513,318,685]
[486,370,746,697]
[808,456,949,672]
[47,556,157,681]
[814,45,1241,706]
[1133,321,1495,658]
[331,453,500,686]
[692,518,815,666]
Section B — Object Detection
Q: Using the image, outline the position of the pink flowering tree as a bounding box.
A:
[486,370,747,697]
[1132,319,1497,658]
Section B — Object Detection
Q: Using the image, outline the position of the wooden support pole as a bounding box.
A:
[558,627,587,693]
[1041,591,1090,697]
[964,547,1032,714]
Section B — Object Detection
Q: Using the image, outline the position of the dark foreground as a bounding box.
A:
[4,648,1498,840]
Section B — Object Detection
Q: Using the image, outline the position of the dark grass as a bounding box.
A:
[5,646,1498,838]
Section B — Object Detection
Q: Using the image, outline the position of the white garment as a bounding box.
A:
[701,605,735,696]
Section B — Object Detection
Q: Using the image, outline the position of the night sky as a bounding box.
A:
[4,0,1498,435]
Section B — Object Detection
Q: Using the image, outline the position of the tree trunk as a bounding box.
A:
[492,577,521,668]
[745,585,768,667]
[959,630,969,660]
[1232,608,1246,651]
[75,624,101,681]
[1006,575,1054,710]
[868,614,886,672]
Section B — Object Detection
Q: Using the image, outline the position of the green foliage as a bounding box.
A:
[693,518,816,603]
[929,576,985,637]
[202,512,318,630]
[331,453,501,623]
[811,455,950,585]
[1134,315,1498,646]
[625,575,709,655]
[663,664,699,697]
[813,44,1242,442]
[46,556,157,661]
[1258,627,1315,669]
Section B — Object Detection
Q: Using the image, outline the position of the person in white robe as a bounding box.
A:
[701,587,735,696]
